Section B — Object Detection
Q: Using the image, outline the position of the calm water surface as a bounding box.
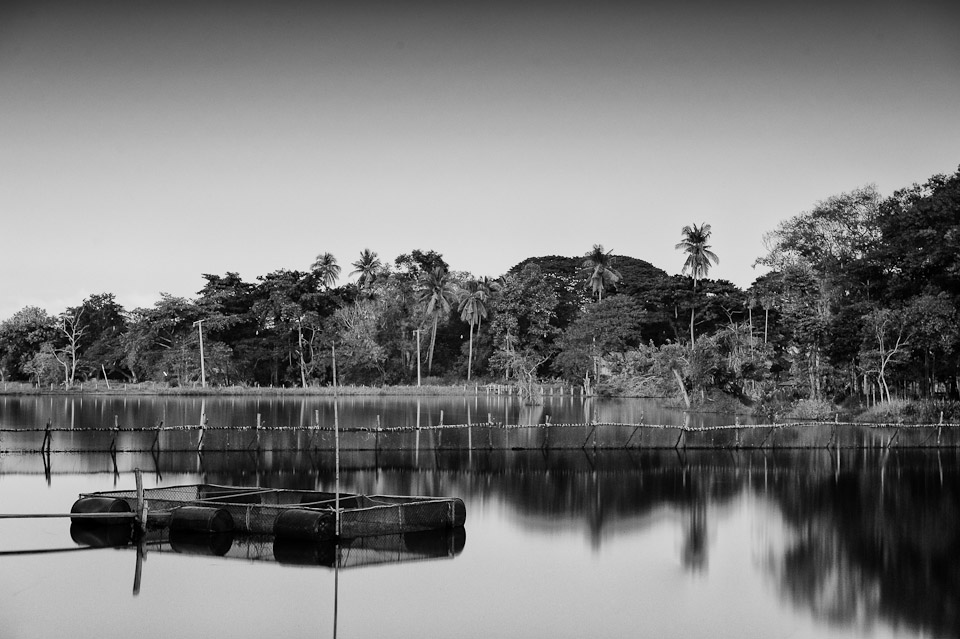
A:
[0,397,956,638]
[0,394,756,430]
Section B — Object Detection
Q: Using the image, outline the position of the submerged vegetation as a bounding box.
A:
[2,166,960,422]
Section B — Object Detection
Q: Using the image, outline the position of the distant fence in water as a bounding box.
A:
[2,420,959,453]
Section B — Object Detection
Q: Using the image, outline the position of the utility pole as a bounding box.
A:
[415,328,422,387]
[193,319,206,388]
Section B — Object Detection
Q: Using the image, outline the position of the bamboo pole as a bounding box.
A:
[0,512,136,519]
[334,399,340,538]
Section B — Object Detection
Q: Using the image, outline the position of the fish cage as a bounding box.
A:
[74,484,466,541]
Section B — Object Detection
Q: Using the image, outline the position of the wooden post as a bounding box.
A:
[110,415,120,455]
[334,400,340,538]
[193,319,207,388]
[197,400,207,453]
[332,343,338,396]
[415,329,422,387]
[135,468,144,527]
[151,420,162,454]
[41,420,52,455]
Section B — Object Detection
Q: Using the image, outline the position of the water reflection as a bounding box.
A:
[3,445,957,638]
[763,451,960,638]
[0,394,752,431]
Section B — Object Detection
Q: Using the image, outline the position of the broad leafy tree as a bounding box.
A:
[488,264,559,387]
[555,295,644,389]
[0,307,57,381]
[70,293,129,381]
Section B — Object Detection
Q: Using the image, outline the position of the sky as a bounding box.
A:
[1,0,959,320]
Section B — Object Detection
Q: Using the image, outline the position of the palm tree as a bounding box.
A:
[582,244,621,302]
[418,267,459,375]
[675,223,719,344]
[310,252,341,290]
[458,279,494,381]
[351,249,382,294]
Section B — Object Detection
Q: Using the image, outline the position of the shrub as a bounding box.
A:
[853,400,910,423]
[785,399,837,420]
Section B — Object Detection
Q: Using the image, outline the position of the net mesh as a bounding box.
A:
[139,527,465,569]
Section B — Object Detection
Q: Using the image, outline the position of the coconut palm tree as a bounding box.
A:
[675,223,719,344]
[476,276,500,333]
[418,267,459,374]
[351,249,383,294]
[458,279,494,381]
[310,252,341,290]
[582,244,621,302]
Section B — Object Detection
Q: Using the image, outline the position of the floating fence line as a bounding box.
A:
[2,420,960,453]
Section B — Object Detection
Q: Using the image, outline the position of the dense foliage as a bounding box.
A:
[2,166,959,406]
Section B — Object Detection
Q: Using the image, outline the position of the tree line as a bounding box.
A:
[2,165,958,406]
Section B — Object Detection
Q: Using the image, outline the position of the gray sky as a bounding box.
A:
[2,0,958,319]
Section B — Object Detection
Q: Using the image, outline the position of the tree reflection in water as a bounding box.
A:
[20,446,960,637]
[764,450,959,638]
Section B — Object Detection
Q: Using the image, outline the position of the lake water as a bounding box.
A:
[0,393,757,431]
[0,396,956,638]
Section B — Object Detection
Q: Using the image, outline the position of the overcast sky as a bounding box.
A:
[1,0,958,319]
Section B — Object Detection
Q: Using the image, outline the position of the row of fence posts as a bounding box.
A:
[482,384,581,396]
[35,408,520,455]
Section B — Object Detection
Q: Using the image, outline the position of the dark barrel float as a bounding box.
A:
[70,497,134,547]
[167,506,236,556]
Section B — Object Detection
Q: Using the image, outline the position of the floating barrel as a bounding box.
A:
[169,506,234,534]
[70,497,134,546]
[450,499,467,527]
[273,508,337,541]
[70,497,133,526]
[169,529,234,556]
[70,521,133,547]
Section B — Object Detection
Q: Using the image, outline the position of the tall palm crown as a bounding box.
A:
[582,244,622,302]
[676,223,719,345]
[675,223,719,286]
[458,280,489,326]
[310,252,341,290]
[351,249,383,291]
[458,279,490,380]
[418,267,460,374]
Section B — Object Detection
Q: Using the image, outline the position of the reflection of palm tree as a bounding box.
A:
[351,249,382,293]
[458,279,493,381]
[419,268,459,375]
[681,496,709,572]
[311,252,341,290]
[582,244,621,302]
[675,223,719,344]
